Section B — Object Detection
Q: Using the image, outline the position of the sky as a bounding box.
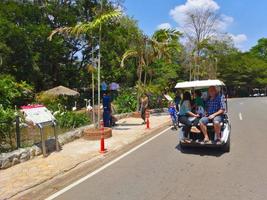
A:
[124,0,267,51]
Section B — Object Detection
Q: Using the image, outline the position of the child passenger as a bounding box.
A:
[194,90,205,117]
[168,102,178,129]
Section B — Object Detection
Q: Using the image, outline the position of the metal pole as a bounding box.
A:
[53,122,59,152]
[39,126,47,157]
[97,0,103,129]
[15,115,20,149]
[91,37,96,128]
[92,72,96,127]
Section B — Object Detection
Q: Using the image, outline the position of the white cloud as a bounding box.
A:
[157,23,172,30]
[169,0,233,31]
[217,14,234,31]
[167,0,248,50]
[229,34,247,48]
[170,0,220,26]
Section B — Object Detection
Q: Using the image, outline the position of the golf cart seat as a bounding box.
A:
[178,121,223,127]
[178,114,227,128]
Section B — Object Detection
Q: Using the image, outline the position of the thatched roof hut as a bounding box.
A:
[44,86,80,96]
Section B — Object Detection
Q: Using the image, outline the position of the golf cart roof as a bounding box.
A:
[175,80,225,89]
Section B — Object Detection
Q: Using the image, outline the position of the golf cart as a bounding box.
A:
[175,80,231,152]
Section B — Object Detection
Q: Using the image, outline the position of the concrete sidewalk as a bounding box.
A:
[0,113,170,200]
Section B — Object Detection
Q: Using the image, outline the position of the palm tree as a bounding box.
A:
[49,9,121,128]
[121,44,146,111]
[151,29,182,61]
[48,11,121,41]
[121,29,181,110]
[191,39,219,79]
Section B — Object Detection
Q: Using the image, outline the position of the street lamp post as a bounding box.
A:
[97,0,103,129]
[91,57,96,128]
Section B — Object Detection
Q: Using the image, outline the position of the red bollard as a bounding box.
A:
[99,121,107,153]
[146,109,150,129]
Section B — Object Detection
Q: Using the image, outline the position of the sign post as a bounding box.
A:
[21,105,59,157]
[15,115,21,149]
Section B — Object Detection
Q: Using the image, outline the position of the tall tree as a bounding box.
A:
[49,4,121,127]
[0,0,83,90]
[250,38,267,62]
[181,7,224,80]
[121,29,182,109]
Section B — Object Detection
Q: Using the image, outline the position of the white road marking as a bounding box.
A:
[45,126,172,200]
[239,112,243,120]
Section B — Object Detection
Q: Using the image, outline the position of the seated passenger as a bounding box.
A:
[199,86,226,144]
[168,102,178,129]
[179,91,201,141]
[193,90,205,117]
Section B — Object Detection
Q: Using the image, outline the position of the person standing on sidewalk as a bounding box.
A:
[102,91,112,127]
[174,91,181,111]
[101,81,108,98]
[140,94,149,124]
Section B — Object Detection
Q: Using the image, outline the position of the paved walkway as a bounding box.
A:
[0,113,170,200]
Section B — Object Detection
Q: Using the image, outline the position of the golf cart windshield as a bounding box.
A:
[175,80,225,89]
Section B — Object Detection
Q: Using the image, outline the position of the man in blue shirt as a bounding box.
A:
[102,92,111,127]
[199,86,225,143]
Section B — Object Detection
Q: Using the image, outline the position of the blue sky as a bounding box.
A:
[124,0,267,51]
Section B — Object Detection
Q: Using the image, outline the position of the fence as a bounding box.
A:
[0,116,21,152]
[0,115,90,153]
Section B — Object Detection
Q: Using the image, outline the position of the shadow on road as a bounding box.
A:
[175,144,225,157]
[151,112,169,117]
[117,123,143,127]
[112,127,130,130]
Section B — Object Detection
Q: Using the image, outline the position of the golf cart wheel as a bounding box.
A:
[179,141,187,152]
[222,135,230,152]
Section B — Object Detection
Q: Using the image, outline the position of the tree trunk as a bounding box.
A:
[136,63,143,111]
[144,71,147,86]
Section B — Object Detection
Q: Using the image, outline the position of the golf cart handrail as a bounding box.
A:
[175,80,225,89]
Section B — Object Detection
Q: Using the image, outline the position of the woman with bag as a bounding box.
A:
[179,91,201,142]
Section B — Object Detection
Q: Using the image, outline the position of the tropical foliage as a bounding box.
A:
[120,29,182,109]
[0,75,33,108]
[56,111,90,129]
[114,89,137,113]
[0,105,15,151]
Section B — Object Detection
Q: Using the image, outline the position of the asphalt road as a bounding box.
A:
[49,97,267,200]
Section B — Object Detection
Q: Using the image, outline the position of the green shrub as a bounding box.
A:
[114,89,137,113]
[56,111,89,129]
[0,75,33,108]
[0,106,15,151]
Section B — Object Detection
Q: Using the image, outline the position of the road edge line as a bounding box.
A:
[45,126,172,200]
